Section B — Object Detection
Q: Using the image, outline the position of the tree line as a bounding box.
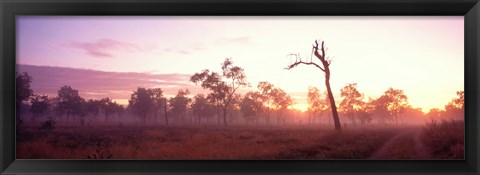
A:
[308,83,464,127]
[16,58,464,128]
[15,59,294,127]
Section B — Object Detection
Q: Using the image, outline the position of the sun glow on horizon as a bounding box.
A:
[290,104,309,112]
[17,16,463,116]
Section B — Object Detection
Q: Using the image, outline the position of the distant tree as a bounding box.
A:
[114,103,125,119]
[192,94,216,124]
[129,87,153,124]
[339,83,363,127]
[207,86,226,125]
[427,108,444,122]
[371,95,391,125]
[286,40,341,130]
[227,94,243,124]
[357,99,374,126]
[57,86,85,123]
[85,99,102,122]
[271,88,293,125]
[163,98,169,126]
[16,72,33,122]
[257,81,275,125]
[401,106,424,124]
[51,97,66,121]
[241,91,264,124]
[168,89,191,123]
[375,88,409,126]
[191,58,248,126]
[149,88,164,123]
[29,94,50,122]
[307,86,328,125]
[444,90,464,120]
[74,98,87,126]
[100,98,118,122]
[451,91,464,110]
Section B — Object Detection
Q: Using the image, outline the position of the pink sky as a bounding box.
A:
[17,16,464,112]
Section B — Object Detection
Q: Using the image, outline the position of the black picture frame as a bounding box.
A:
[1,0,479,174]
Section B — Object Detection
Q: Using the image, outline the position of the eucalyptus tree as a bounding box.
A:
[191,58,248,126]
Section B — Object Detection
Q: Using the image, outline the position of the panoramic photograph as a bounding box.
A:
[16,16,464,159]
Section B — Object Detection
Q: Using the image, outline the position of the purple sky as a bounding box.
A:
[17,16,464,111]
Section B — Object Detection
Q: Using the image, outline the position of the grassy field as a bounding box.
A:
[421,120,464,159]
[16,122,463,159]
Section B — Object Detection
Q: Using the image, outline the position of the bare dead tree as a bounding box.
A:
[286,40,341,131]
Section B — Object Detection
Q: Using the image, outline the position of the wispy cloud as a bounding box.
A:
[215,36,252,45]
[160,43,206,55]
[17,64,208,101]
[63,39,143,58]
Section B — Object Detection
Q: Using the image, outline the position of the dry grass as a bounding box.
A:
[16,124,403,159]
[421,120,464,159]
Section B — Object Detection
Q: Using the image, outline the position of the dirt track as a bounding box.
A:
[369,127,432,159]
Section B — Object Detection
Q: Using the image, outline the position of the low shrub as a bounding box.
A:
[422,120,464,159]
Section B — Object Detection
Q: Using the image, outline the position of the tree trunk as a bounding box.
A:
[222,108,228,126]
[164,100,169,127]
[325,70,341,131]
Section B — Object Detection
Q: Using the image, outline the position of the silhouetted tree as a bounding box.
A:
[401,106,424,124]
[286,40,341,131]
[307,86,328,125]
[75,98,87,126]
[240,91,264,124]
[149,88,164,123]
[129,87,153,124]
[85,99,102,122]
[192,94,216,124]
[114,104,125,119]
[16,72,33,123]
[100,98,117,122]
[444,91,464,120]
[51,97,66,121]
[29,94,50,122]
[372,95,391,125]
[427,108,444,122]
[191,58,248,126]
[382,88,408,126]
[57,86,84,123]
[169,89,191,123]
[257,81,275,125]
[339,83,363,127]
[163,98,169,126]
[226,94,242,124]
[271,88,292,125]
[357,98,374,126]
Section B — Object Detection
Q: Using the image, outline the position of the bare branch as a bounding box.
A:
[286,53,326,71]
[321,41,326,61]
[313,40,323,62]
[310,46,314,62]
[327,57,332,66]
[286,61,325,72]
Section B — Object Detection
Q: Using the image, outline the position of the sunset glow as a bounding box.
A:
[16,16,465,160]
[17,16,464,112]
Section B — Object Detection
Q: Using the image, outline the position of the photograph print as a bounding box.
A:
[16,16,464,159]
